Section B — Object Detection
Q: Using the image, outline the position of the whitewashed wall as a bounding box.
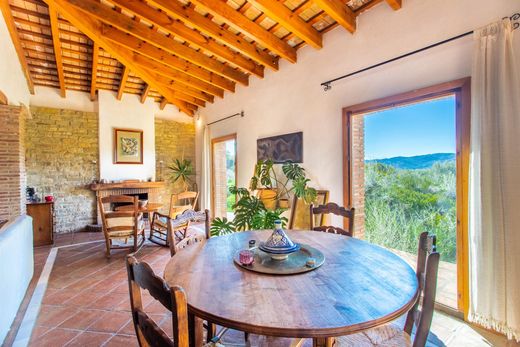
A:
[0,12,30,106]
[198,0,520,206]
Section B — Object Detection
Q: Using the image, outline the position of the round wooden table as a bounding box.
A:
[164,230,419,344]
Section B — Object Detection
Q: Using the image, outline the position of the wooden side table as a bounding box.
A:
[27,202,54,246]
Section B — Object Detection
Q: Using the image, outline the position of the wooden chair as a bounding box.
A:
[169,191,199,218]
[309,202,355,237]
[98,195,145,258]
[149,192,199,246]
[167,209,210,256]
[126,255,189,347]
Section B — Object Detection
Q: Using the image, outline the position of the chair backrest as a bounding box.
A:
[167,209,210,256]
[98,195,139,235]
[126,255,189,347]
[404,232,440,347]
[169,192,199,218]
[309,202,355,237]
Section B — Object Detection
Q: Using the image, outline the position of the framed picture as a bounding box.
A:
[288,190,329,230]
[114,128,143,164]
[257,132,303,163]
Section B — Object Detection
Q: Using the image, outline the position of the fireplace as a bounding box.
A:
[90,181,166,224]
[111,192,148,210]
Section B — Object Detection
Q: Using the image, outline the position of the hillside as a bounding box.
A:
[366,153,455,170]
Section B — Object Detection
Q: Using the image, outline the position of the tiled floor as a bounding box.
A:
[5,232,520,347]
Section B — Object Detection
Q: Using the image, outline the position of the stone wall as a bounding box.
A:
[351,114,365,238]
[0,105,26,221]
[155,119,196,214]
[26,107,98,233]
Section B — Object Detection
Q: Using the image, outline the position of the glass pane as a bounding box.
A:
[352,96,458,309]
[213,138,236,220]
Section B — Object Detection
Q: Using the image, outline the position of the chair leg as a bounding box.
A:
[206,321,216,342]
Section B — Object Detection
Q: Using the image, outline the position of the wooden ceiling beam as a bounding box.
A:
[159,98,167,110]
[247,0,322,49]
[90,42,98,101]
[103,27,233,93]
[385,0,402,10]
[0,1,35,93]
[129,51,223,99]
[140,83,150,103]
[313,0,356,33]
[190,0,296,63]
[116,65,129,100]
[66,0,248,86]
[48,4,66,97]
[146,71,213,103]
[108,0,268,76]
[141,0,277,73]
[43,0,195,115]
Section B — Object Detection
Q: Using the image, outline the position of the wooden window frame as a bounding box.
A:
[211,133,238,218]
[342,78,471,317]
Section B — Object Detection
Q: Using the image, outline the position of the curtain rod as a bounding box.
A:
[207,110,244,126]
[321,12,520,91]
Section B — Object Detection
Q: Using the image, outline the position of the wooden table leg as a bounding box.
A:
[188,312,204,347]
[313,337,335,347]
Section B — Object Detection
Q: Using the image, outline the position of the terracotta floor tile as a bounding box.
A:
[30,327,81,347]
[87,291,128,310]
[87,311,132,333]
[43,289,78,305]
[58,309,105,330]
[37,305,79,327]
[63,290,106,308]
[64,331,113,347]
[104,334,139,347]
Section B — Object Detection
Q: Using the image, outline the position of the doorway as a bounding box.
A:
[343,79,470,316]
[211,134,237,219]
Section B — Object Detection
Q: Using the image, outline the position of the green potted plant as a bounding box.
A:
[250,160,317,209]
[210,160,318,236]
[168,158,194,191]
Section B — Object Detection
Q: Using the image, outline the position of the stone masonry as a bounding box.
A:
[0,105,26,221]
[26,107,99,233]
[154,119,196,214]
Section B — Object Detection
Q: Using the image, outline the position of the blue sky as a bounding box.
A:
[364,96,456,160]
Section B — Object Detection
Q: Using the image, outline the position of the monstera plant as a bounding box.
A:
[210,160,316,236]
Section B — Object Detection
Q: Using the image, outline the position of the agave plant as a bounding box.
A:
[168,158,194,191]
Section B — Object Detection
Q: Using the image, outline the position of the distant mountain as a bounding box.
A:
[366,153,455,170]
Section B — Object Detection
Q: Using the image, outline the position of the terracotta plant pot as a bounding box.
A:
[278,199,290,209]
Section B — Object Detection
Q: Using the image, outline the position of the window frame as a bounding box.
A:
[342,78,471,317]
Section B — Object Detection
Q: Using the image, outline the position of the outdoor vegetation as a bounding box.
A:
[364,159,457,263]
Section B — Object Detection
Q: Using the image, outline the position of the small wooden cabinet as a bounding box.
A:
[27,202,54,246]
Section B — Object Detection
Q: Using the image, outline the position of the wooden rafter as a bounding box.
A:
[189,0,297,63]
[67,0,248,86]
[47,4,66,97]
[140,83,150,103]
[43,0,194,115]
[109,0,270,76]
[385,0,402,10]
[159,98,167,110]
[142,0,279,72]
[1,0,34,94]
[117,65,129,100]
[313,0,356,33]
[90,42,98,101]
[247,0,322,49]
[103,27,235,93]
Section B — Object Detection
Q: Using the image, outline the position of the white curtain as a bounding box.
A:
[200,125,212,211]
[469,19,520,341]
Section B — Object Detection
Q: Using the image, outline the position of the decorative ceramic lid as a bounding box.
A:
[261,220,298,253]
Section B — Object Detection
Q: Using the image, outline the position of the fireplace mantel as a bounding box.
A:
[90,181,165,191]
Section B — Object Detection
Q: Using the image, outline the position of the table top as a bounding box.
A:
[115,203,163,212]
[163,230,419,338]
